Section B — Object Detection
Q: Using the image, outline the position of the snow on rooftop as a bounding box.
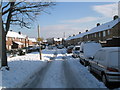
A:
[86,18,120,35]
[7,31,26,39]
[28,38,37,42]
[66,18,120,41]
[54,38,63,41]
[14,41,24,45]
[43,40,47,42]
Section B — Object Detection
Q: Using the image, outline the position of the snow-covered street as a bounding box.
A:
[22,49,105,88]
[1,48,114,88]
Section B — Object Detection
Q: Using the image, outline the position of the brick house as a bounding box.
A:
[6,30,37,50]
[66,17,120,47]
[83,17,120,46]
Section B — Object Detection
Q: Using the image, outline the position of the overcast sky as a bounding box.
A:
[11,1,118,39]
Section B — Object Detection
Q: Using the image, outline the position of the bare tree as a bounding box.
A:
[1,1,55,69]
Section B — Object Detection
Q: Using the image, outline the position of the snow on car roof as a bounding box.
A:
[66,18,120,41]
[101,47,120,51]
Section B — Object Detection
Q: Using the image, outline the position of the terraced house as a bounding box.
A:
[66,16,120,47]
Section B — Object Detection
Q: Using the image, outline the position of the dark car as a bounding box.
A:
[67,45,74,54]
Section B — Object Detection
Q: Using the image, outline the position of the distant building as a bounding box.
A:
[47,37,63,45]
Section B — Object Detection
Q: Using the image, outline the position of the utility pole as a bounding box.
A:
[38,25,42,60]
[0,0,2,68]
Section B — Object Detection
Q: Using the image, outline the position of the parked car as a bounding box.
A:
[72,46,80,58]
[79,41,102,66]
[57,44,64,49]
[67,45,74,53]
[88,47,120,85]
[48,45,53,50]
[27,46,35,53]
[17,48,26,55]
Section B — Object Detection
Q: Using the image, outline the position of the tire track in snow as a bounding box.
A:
[35,49,68,88]
[26,49,68,88]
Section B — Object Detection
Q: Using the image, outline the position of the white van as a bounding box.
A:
[88,47,120,85]
[79,41,102,66]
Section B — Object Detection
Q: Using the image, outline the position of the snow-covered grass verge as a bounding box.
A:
[0,49,56,88]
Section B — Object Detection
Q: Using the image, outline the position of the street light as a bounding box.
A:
[37,25,42,60]
[0,0,2,68]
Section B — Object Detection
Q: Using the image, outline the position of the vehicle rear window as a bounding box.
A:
[75,47,80,50]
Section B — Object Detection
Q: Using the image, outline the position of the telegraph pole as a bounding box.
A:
[0,0,2,68]
[38,25,42,60]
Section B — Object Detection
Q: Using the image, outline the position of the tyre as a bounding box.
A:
[80,60,84,65]
[102,74,109,86]
[88,65,92,73]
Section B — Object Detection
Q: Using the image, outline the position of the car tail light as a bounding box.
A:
[107,67,119,72]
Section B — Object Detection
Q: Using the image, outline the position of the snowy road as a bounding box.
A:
[26,49,105,88]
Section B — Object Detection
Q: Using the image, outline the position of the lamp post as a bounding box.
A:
[38,25,42,60]
[0,0,2,68]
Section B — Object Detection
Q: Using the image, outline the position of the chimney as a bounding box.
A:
[18,31,21,34]
[79,32,81,34]
[86,30,88,32]
[113,15,119,20]
[97,23,100,26]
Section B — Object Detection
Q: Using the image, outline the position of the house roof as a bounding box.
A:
[28,38,37,42]
[54,38,62,41]
[7,31,26,39]
[66,18,120,41]
[86,18,120,35]
[14,41,24,45]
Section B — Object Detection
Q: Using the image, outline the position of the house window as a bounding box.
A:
[103,31,106,37]
[99,32,101,37]
[108,30,110,35]
[95,33,97,37]
[87,35,88,39]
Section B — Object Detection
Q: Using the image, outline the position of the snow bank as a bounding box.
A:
[1,49,56,88]
[64,57,106,88]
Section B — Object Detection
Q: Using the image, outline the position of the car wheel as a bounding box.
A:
[80,60,84,65]
[102,74,109,86]
[88,66,92,73]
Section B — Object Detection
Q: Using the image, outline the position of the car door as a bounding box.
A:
[97,51,106,75]
[90,51,101,73]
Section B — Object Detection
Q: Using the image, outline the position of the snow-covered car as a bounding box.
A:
[79,41,102,66]
[57,45,64,49]
[88,47,120,85]
[48,45,53,50]
[72,46,80,58]
[67,45,74,53]
[27,46,36,53]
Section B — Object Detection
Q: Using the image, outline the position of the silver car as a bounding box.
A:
[88,47,120,85]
